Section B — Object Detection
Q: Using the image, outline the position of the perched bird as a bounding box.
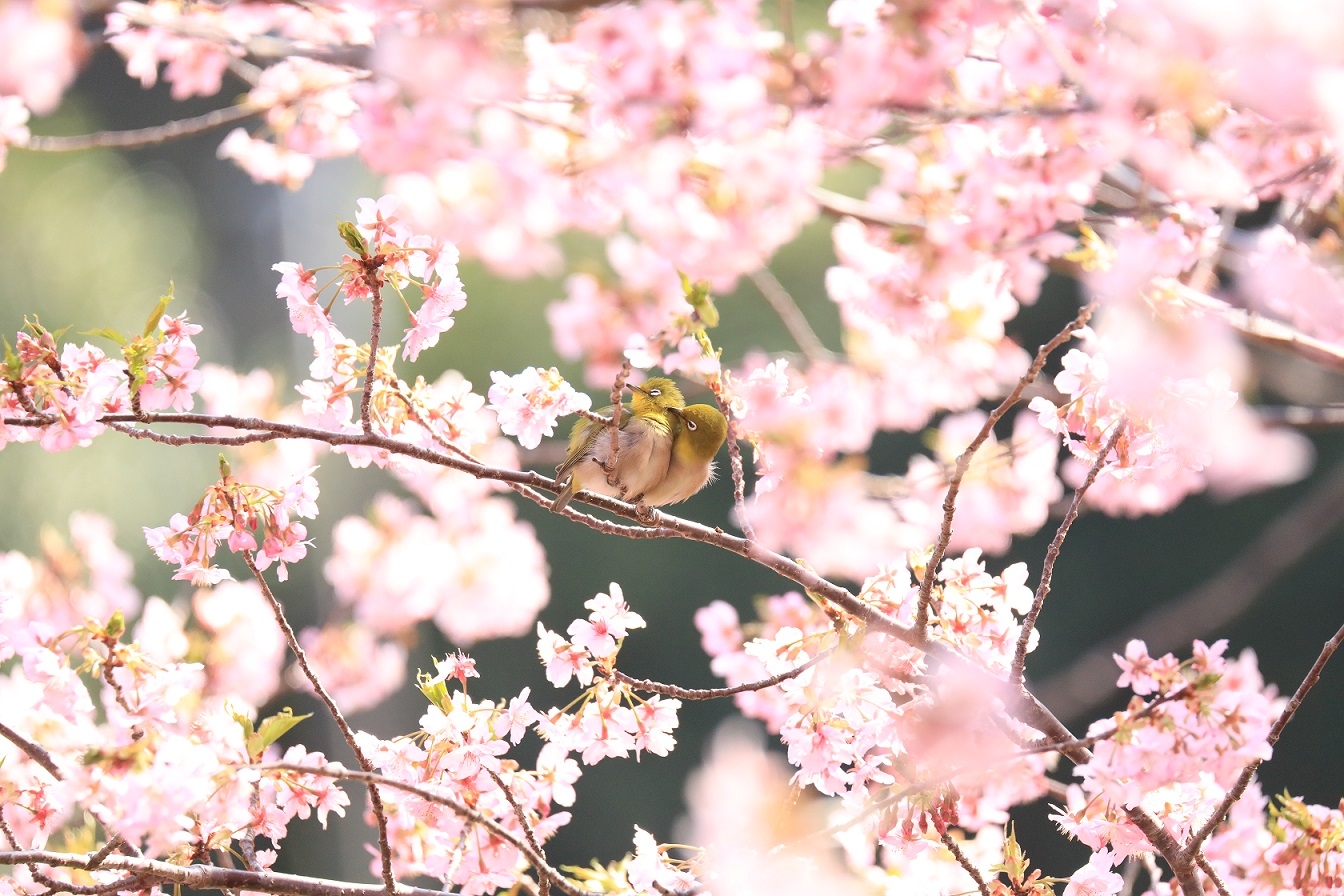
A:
[639,403,729,507]
[552,377,685,512]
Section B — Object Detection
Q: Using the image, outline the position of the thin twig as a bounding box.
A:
[0,720,63,779]
[706,383,755,541]
[240,552,398,893]
[1010,416,1126,683]
[486,770,549,896]
[0,850,453,896]
[1194,852,1231,896]
[360,292,385,435]
[748,268,832,363]
[606,361,632,487]
[607,647,836,700]
[940,830,991,896]
[1184,614,1344,854]
[915,302,1095,633]
[250,763,587,896]
[22,105,259,152]
[1014,684,1190,757]
[1035,458,1344,722]
[808,186,926,230]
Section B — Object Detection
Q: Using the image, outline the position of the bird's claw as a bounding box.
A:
[633,500,658,526]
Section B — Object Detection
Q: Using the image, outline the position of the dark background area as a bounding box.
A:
[4,27,1344,886]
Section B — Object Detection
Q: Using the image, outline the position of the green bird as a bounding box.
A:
[640,403,729,507]
[552,377,685,512]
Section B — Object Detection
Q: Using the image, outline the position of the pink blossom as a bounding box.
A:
[486,367,592,449]
[1063,849,1124,896]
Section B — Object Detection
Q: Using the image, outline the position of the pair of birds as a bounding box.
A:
[552,377,729,513]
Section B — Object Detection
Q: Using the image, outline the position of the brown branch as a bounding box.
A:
[1183,613,1344,855]
[0,850,454,896]
[940,830,991,896]
[748,268,832,363]
[1170,282,1344,371]
[250,763,587,896]
[1194,852,1231,896]
[22,105,259,152]
[486,770,549,896]
[360,292,384,435]
[240,552,397,892]
[607,647,836,700]
[1009,687,1203,896]
[709,386,755,541]
[1034,457,1344,722]
[915,302,1096,633]
[606,361,632,488]
[1010,416,1126,683]
[0,720,63,780]
[1014,684,1191,757]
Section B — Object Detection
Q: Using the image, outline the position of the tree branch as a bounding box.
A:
[0,850,455,896]
[915,302,1095,633]
[1183,613,1344,854]
[241,552,397,892]
[607,647,836,700]
[22,105,259,152]
[249,762,587,896]
[1011,416,1126,683]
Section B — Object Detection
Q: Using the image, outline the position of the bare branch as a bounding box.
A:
[748,268,833,363]
[940,830,991,896]
[240,552,397,892]
[1011,416,1126,683]
[249,762,588,896]
[915,302,1096,633]
[1194,851,1232,896]
[360,292,385,436]
[0,720,63,780]
[22,105,258,152]
[1184,613,1344,854]
[1034,457,1344,722]
[0,850,455,896]
[607,647,836,700]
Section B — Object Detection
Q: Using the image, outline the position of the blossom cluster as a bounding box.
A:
[536,584,683,764]
[697,551,1051,847]
[0,311,203,453]
[0,520,347,875]
[143,464,319,586]
[7,0,1344,893]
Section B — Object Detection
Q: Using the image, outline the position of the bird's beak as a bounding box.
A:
[666,405,685,418]
[629,383,650,396]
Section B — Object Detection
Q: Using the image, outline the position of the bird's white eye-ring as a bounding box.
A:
[687,420,698,430]
[648,388,661,396]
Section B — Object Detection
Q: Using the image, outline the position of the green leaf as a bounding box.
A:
[81,327,129,346]
[143,287,174,338]
[417,663,449,711]
[246,707,312,760]
[2,337,20,379]
[337,220,368,255]
[680,273,719,328]
[104,610,125,641]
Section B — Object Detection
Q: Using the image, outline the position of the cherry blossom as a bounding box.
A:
[486,366,592,450]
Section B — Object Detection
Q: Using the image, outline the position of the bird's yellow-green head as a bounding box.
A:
[669,403,728,461]
[629,377,686,416]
